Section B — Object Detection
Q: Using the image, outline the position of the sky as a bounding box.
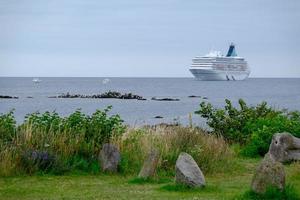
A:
[0,0,299,77]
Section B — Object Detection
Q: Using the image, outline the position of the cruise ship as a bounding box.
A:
[189,43,250,81]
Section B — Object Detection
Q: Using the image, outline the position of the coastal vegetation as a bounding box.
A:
[0,99,299,199]
[196,99,300,157]
[0,109,232,176]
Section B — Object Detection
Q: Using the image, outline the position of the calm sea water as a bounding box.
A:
[0,77,300,126]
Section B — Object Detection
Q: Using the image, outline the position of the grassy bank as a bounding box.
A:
[0,108,234,176]
[1,99,300,199]
[0,159,299,200]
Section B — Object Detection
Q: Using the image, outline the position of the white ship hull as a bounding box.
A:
[189,43,250,81]
[190,68,249,81]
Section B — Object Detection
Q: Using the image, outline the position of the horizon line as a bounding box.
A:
[1,76,300,79]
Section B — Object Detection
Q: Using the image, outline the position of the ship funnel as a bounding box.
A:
[226,43,237,57]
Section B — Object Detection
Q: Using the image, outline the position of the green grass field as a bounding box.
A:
[0,159,299,200]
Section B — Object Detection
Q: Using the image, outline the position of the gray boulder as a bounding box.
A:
[251,154,285,194]
[138,149,160,179]
[268,132,300,163]
[175,152,206,188]
[99,143,120,172]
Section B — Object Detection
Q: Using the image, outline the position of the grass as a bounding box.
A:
[128,177,171,184]
[238,184,300,200]
[0,159,299,200]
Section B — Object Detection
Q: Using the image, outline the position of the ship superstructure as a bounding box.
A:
[189,43,250,81]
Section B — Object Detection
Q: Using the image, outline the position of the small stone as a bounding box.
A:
[99,143,121,173]
[251,154,285,194]
[175,152,206,188]
[138,149,160,179]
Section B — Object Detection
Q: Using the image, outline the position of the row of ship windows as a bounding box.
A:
[192,61,247,64]
[191,65,248,70]
[193,57,244,60]
[192,64,247,68]
[213,66,248,70]
[192,63,247,66]
[193,60,245,63]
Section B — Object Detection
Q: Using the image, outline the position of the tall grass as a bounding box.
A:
[114,126,235,175]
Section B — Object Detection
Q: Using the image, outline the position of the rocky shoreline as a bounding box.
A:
[0,95,18,99]
[0,91,210,101]
[48,91,147,100]
[48,91,183,101]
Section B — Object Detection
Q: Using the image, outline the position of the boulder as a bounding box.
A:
[268,132,300,163]
[251,154,285,194]
[138,149,160,179]
[99,143,121,172]
[175,152,206,188]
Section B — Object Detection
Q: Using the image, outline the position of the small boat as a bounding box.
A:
[102,78,110,84]
[32,78,42,83]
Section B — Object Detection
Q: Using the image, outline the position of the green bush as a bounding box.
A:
[195,99,300,157]
[0,106,125,176]
[0,110,16,144]
[242,115,300,157]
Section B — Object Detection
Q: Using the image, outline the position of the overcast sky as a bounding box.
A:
[0,0,299,77]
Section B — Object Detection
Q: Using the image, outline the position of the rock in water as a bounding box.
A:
[138,149,160,179]
[99,143,121,172]
[175,152,206,188]
[251,154,285,194]
[268,132,300,163]
[151,97,180,101]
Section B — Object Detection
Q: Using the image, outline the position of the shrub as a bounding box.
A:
[195,99,300,157]
[242,115,300,157]
[0,110,16,144]
[0,107,125,176]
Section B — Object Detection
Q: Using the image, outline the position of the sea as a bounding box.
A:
[0,77,300,127]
